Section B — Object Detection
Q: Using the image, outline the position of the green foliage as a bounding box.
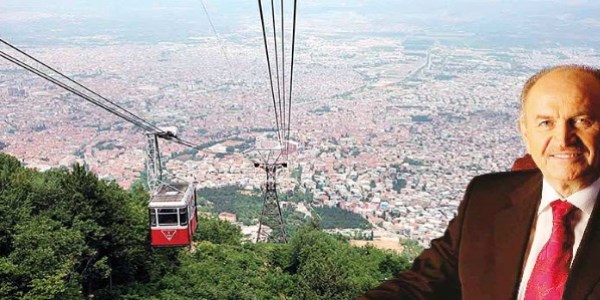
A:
[311,105,331,114]
[286,187,313,203]
[170,148,198,160]
[0,153,22,191]
[410,115,432,122]
[313,206,372,229]
[159,242,277,299]
[392,178,407,193]
[0,156,158,299]
[118,224,410,299]
[8,216,85,299]
[400,238,425,262]
[198,185,263,225]
[288,225,410,299]
[283,207,308,237]
[0,153,414,299]
[403,157,424,166]
[200,185,367,233]
[199,184,369,235]
[93,140,124,151]
[194,217,243,246]
[291,166,302,182]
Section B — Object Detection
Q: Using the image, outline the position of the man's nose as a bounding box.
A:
[554,122,576,148]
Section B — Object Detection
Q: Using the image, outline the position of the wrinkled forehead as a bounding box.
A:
[523,69,600,112]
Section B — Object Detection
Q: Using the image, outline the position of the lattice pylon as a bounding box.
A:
[145,133,163,192]
[256,162,288,243]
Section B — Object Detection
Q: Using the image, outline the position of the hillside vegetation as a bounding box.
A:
[0,153,411,299]
[198,185,372,231]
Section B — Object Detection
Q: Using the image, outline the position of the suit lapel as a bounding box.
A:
[492,171,542,299]
[563,191,600,299]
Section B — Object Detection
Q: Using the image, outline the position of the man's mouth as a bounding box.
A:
[550,153,583,159]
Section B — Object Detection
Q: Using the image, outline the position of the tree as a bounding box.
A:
[0,153,414,299]
[0,153,21,191]
[0,156,161,299]
[313,206,371,229]
[289,224,410,299]
[392,178,407,193]
[291,166,302,182]
[194,217,243,246]
[3,216,85,299]
[399,238,424,262]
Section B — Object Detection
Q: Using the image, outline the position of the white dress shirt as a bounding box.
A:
[517,176,600,300]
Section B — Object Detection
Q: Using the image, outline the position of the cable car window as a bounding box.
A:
[150,209,157,227]
[157,208,178,226]
[179,207,188,226]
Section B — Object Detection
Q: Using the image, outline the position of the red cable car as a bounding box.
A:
[148,182,198,247]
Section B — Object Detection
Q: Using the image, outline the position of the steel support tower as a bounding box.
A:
[145,130,176,192]
[145,133,163,192]
[256,161,288,243]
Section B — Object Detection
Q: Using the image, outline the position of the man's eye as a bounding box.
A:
[574,118,593,128]
[538,120,551,127]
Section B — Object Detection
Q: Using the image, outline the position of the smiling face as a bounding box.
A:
[520,69,600,196]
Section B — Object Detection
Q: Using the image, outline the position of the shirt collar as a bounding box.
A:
[539,176,600,217]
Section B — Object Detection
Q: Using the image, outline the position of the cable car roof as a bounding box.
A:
[148,182,194,208]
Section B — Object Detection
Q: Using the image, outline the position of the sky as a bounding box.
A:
[2,0,600,48]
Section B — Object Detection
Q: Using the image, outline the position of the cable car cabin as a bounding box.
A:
[148,182,198,247]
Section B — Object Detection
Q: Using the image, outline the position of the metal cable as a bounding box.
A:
[199,0,235,79]
[286,0,298,159]
[280,0,286,153]
[258,0,283,145]
[270,0,283,139]
[0,39,163,133]
[0,50,159,133]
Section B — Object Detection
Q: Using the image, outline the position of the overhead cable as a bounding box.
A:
[199,0,235,79]
[270,0,284,138]
[257,0,283,145]
[281,0,286,150]
[286,0,298,159]
[1,38,230,165]
[0,39,163,134]
[0,50,159,133]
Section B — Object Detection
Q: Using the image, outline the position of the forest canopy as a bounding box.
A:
[0,153,412,299]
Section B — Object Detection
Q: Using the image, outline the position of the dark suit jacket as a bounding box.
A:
[358,169,600,300]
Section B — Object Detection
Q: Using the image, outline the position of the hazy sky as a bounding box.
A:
[2,0,600,47]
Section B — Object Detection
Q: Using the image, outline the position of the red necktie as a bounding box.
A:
[525,200,576,300]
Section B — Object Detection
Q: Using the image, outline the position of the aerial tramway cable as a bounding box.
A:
[0,39,163,134]
[3,0,300,160]
[0,39,223,156]
[281,0,286,152]
[257,0,283,145]
[269,0,284,141]
[286,0,298,159]
[199,0,235,79]
[0,50,158,134]
[254,0,299,243]
[256,0,297,160]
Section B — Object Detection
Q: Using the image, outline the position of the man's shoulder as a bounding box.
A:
[468,168,541,190]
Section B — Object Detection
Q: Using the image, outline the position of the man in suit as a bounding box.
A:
[358,65,600,300]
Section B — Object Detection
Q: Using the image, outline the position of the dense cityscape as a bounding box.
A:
[2,0,600,246]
